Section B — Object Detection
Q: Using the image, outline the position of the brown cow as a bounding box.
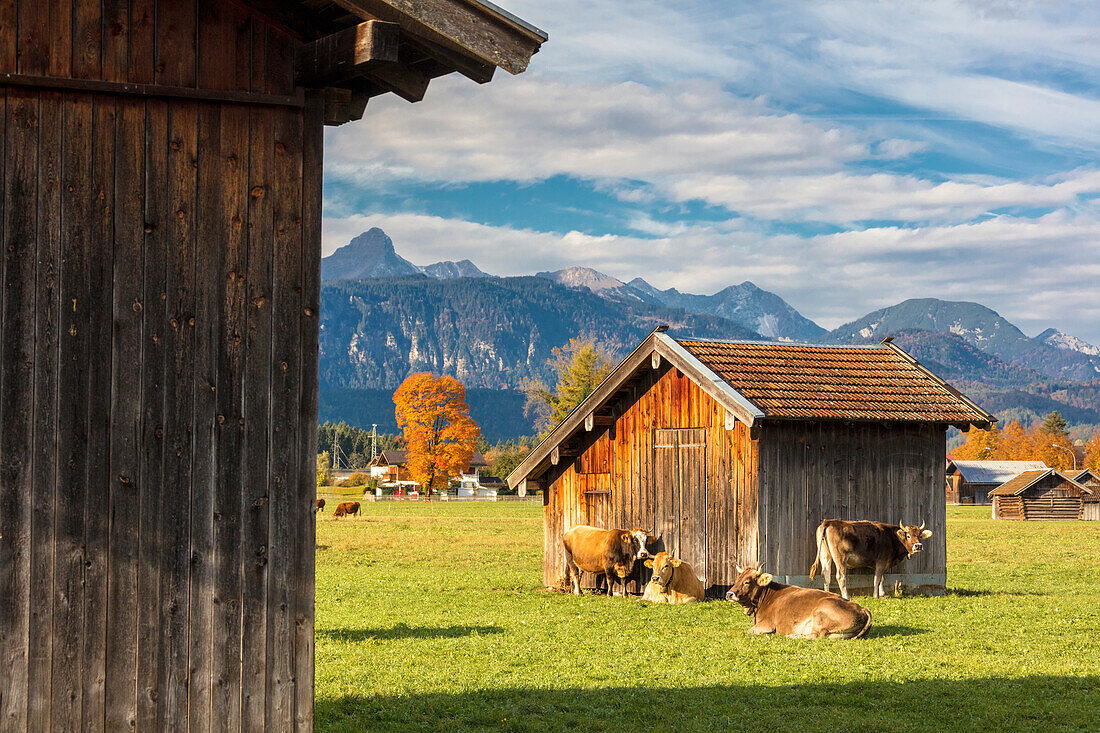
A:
[316,498,326,513]
[563,525,656,597]
[640,552,704,604]
[332,501,360,518]
[726,566,873,639]
[809,519,932,599]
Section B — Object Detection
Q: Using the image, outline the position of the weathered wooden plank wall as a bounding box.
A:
[544,364,758,594]
[756,421,947,592]
[0,1,320,729]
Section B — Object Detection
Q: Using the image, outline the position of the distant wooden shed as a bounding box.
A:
[1070,469,1100,520]
[0,1,543,730]
[508,328,994,597]
[945,460,1048,505]
[989,469,1092,520]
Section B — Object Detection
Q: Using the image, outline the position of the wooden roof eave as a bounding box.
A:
[329,0,546,77]
[505,327,765,490]
[506,328,667,490]
[653,332,764,428]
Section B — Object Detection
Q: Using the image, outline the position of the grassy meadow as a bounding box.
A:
[313,500,1100,732]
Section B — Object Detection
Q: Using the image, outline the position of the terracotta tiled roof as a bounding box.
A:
[676,339,992,423]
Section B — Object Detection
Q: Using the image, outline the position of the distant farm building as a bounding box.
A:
[1068,469,1100,520]
[371,449,413,483]
[989,469,1092,520]
[370,449,487,485]
[946,460,1048,505]
[508,328,994,596]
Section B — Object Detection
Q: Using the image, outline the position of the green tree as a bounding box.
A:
[316,451,332,487]
[486,443,531,484]
[523,337,617,437]
[1041,412,1069,436]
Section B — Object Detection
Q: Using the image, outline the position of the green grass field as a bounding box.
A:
[314,502,1100,732]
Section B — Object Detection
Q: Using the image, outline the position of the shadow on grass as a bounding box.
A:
[865,624,925,638]
[317,624,503,642]
[315,675,1100,732]
[947,588,1046,597]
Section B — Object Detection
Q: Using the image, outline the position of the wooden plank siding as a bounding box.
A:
[544,364,757,596]
[755,421,946,594]
[542,362,949,597]
[0,3,321,728]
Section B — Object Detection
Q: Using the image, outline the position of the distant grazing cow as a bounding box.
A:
[727,565,872,639]
[333,501,360,518]
[641,552,704,603]
[316,499,326,513]
[562,525,656,597]
[809,519,932,599]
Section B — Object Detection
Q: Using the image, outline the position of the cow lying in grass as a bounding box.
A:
[563,525,656,597]
[332,501,360,518]
[726,566,872,639]
[641,552,704,603]
[809,519,932,599]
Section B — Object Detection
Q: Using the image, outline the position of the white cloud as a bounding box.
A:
[325,77,874,187]
[325,73,1100,226]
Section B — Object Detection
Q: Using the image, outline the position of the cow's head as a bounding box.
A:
[896,521,933,557]
[643,552,680,591]
[629,528,658,559]
[725,564,773,615]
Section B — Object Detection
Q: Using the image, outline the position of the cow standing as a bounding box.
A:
[809,519,932,599]
[641,552,704,603]
[562,525,655,597]
[727,566,872,639]
[316,498,326,513]
[332,501,360,519]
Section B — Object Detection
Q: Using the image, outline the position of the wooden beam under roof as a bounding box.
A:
[294,20,399,86]
[329,0,545,76]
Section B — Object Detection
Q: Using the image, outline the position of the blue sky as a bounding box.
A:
[322,1,1100,344]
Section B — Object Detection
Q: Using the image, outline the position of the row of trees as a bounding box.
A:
[953,412,1100,470]
[317,421,404,470]
[316,336,618,493]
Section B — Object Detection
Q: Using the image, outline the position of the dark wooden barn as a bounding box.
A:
[1069,469,1100,520]
[989,469,1092,521]
[0,1,543,730]
[508,328,994,597]
[944,460,1048,505]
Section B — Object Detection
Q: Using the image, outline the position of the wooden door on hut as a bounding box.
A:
[653,428,708,579]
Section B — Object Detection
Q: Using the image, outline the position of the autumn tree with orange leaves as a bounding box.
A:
[1086,433,1100,471]
[394,373,480,498]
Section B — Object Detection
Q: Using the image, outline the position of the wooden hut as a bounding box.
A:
[0,2,544,730]
[989,469,1092,520]
[945,460,1048,505]
[1069,469,1100,520]
[508,328,994,597]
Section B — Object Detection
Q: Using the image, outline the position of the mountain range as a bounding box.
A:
[318,229,1100,436]
[320,228,489,280]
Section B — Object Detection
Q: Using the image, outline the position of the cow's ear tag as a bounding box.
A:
[671,559,682,568]
[621,533,631,542]
[896,529,906,541]
[757,573,772,586]
[644,559,653,568]
[921,529,932,539]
